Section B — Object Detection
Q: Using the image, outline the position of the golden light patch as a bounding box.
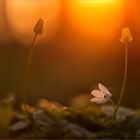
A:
[66,0,124,41]
[6,0,60,43]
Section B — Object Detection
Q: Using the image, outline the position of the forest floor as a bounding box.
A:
[0,96,140,139]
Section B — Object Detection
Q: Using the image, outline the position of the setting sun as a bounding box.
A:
[77,0,114,3]
[6,0,60,43]
[66,0,124,40]
[0,0,140,139]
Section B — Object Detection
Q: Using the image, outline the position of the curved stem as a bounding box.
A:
[22,33,38,112]
[110,99,116,111]
[111,43,128,124]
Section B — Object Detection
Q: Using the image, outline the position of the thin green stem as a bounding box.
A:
[110,99,116,111]
[111,43,128,124]
[22,33,38,112]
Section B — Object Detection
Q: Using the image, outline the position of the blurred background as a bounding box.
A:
[0,0,140,108]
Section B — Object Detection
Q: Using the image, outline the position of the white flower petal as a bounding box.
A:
[91,90,104,98]
[90,97,104,104]
[98,83,111,96]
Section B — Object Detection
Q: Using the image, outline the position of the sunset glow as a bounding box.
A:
[6,0,60,43]
[66,0,124,40]
[77,0,114,3]
[0,0,140,138]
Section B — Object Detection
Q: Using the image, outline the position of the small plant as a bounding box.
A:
[90,27,133,124]
[91,83,112,104]
[111,27,133,123]
[22,18,45,112]
[90,83,115,110]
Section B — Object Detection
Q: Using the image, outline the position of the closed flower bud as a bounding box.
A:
[33,18,44,35]
[120,27,133,43]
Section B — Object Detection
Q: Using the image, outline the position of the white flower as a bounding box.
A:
[120,27,133,43]
[90,83,112,104]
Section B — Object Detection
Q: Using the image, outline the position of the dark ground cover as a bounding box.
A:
[0,96,140,139]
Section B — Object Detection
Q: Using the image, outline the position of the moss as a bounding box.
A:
[0,100,139,139]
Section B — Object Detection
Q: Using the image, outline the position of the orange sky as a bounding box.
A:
[6,0,61,43]
[0,0,139,106]
[66,0,125,41]
[5,0,138,41]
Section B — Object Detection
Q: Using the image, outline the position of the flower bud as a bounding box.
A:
[33,18,44,35]
[120,27,133,43]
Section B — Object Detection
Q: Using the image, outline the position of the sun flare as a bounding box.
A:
[78,0,114,3]
[6,0,60,43]
[66,0,124,40]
